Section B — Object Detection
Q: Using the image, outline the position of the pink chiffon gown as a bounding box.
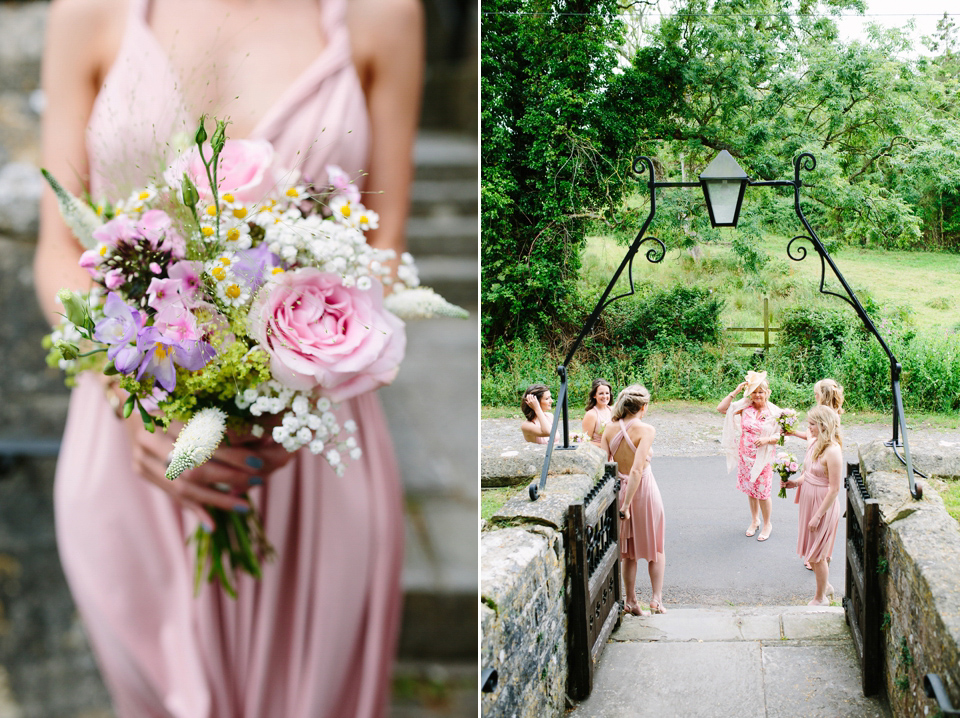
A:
[53,1,404,716]
[609,419,665,562]
[795,442,843,563]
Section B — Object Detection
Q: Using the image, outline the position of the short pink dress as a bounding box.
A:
[795,442,843,563]
[585,407,610,446]
[610,419,665,562]
[737,406,774,500]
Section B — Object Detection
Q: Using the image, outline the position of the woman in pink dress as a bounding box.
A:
[34,0,422,716]
[581,378,613,446]
[600,384,666,616]
[718,370,787,542]
[520,383,554,444]
[786,378,845,569]
[782,405,844,606]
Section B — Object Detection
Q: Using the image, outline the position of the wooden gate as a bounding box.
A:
[843,461,882,696]
[566,462,622,701]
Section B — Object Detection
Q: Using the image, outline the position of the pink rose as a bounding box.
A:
[249,268,405,401]
[166,139,276,204]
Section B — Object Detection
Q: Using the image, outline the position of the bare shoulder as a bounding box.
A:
[630,421,655,442]
[47,0,126,74]
[347,0,422,27]
[346,0,423,61]
[48,0,124,32]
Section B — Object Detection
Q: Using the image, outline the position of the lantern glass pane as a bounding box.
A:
[705,179,741,225]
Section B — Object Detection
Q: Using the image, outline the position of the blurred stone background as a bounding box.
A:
[0,1,478,716]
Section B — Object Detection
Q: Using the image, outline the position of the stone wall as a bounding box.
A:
[480,441,607,718]
[859,439,960,717]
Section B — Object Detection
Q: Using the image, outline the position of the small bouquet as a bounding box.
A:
[44,117,466,596]
[776,408,797,446]
[773,451,799,499]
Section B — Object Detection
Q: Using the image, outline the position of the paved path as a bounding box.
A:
[570,607,891,718]
[651,455,844,607]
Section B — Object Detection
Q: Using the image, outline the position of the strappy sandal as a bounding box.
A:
[649,599,667,614]
[623,602,650,617]
[745,522,760,537]
[757,525,772,542]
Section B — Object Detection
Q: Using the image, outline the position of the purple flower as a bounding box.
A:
[135,325,215,391]
[93,293,145,373]
[233,244,280,292]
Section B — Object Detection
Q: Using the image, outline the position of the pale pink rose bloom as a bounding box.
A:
[166,139,276,204]
[249,268,405,401]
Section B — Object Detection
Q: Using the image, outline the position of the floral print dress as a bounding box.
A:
[737,405,774,499]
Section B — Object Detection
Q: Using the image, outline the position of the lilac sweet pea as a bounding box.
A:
[93,293,145,373]
[232,244,281,293]
[135,326,215,392]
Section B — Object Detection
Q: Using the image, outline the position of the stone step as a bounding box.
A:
[411,256,477,308]
[380,312,478,663]
[569,606,892,718]
[389,660,477,718]
[413,132,477,183]
[398,497,477,661]
[410,179,477,219]
[406,215,476,258]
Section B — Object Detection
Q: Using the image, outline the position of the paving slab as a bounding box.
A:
[763,644,889,718]
[572,606,891,718]
[570,641,765,718]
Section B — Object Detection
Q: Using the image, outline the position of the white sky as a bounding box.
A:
[835,0,956,50]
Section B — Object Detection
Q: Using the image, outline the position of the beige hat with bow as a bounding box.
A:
[743,370,768,396]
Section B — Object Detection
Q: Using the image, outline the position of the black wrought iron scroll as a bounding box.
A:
[566,462,621,700]
[771,154,921,499]
[528,157,669,501]
[529,151,923,502]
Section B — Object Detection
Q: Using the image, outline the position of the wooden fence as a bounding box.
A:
[725,297,781,351]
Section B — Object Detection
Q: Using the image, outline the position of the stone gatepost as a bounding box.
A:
[858,438,960,717]
[480,439,607,718]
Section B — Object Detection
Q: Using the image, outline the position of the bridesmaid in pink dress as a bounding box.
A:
[783,405,844,606]
[600,384,666,616]
[520,383,554,444]
[35,0,423,716]
[581,378,612,446]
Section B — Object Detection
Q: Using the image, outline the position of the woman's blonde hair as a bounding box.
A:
[814,378,845,414]
[611,384,651,421]
[808,405,843,461]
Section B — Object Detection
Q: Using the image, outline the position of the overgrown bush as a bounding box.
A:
[603,285,725,354]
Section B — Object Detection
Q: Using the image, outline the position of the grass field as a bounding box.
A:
[579,232,960,336]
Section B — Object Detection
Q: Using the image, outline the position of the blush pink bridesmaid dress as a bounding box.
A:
[609,419,665,562]
[53,1,404,716]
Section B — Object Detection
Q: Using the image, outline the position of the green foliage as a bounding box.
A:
[603,285,725,353]
[481,0,687,345]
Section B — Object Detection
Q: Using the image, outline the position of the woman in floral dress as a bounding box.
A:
[718,371,787,542]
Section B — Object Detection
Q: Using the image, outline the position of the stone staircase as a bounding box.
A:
[385,130,477,667]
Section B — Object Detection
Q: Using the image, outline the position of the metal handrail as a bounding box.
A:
[0,438,62,474]
[530,151,924,501]
[924,674,960,716]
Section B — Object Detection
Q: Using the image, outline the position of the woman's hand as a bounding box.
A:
[619,505,631,521]
[128,418,292,529]
[783,478,800,489]
[754,435,776,447]
[808,515,822,532]
[525,395,539,410]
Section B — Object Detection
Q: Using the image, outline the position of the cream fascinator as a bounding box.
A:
[743,370,768,396]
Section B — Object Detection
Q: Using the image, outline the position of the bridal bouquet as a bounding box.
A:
[773,451,799,499]
[44,117,466,596]
[776,408,797,446]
